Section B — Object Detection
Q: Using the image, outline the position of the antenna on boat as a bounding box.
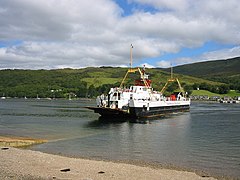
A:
[120,44,152,92]
[120,44,141,88]
[130,44,133,69]
[170,63,173,79]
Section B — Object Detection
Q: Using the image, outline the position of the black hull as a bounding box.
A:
[129,105,190,119]
[85,106,132,119]
[86,105,190,120]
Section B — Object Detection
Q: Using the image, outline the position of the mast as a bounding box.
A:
[119,44,153,97]
[130,44,133,69]
[120,44,138,88]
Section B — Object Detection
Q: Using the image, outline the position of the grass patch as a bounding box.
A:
[192,90,240,98]
[224,90,240,97]
[82,77,121,87]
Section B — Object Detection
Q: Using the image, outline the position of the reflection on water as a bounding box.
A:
[0,99,239,178]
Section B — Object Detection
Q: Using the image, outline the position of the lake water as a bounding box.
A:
[0,99,239,178]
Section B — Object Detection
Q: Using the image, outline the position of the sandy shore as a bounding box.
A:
[0,147,217,180]
[0,136,47,147]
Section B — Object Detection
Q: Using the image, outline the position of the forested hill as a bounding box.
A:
[167,56,240,77]
[1,57,239,98]
[0,67,224,98]
[162,56,240,90]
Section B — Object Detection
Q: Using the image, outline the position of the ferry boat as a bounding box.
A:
[86,46,190,119]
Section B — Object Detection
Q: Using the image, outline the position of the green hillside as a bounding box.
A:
[163,56,240,90]
[0,67,222,98]
[192,90,240,98]
[168,56,240,77]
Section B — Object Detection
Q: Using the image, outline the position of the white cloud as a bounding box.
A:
[0,0,240,69]
[140,63,155,68]
[156,60,171,68]
[200,46,240,61]
[157,46,240,67]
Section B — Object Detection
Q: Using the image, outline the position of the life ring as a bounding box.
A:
[110,103,116,109]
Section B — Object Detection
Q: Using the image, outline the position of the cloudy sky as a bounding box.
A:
[0,0,240,69]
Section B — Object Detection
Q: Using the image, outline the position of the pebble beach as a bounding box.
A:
[0,146,217,180]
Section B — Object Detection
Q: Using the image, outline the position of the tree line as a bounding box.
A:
[0,69,237,99]
[0,81,232,99]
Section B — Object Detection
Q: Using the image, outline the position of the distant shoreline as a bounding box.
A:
[1,97,240,105]
[192,100,240,104]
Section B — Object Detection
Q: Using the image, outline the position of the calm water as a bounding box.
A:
[0,99,239,178]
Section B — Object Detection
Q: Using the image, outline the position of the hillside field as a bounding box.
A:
[191,90,240,98]
[0,58,239,98]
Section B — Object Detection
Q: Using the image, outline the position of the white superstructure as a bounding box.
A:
[87,45,190,119]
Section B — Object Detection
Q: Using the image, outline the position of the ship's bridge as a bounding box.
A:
[131,86,150,93]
